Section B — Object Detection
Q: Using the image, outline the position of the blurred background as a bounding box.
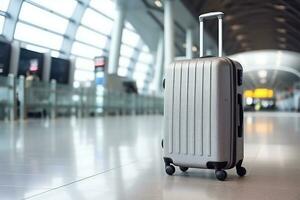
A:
[1,0,299,120]
[1,1,300,199]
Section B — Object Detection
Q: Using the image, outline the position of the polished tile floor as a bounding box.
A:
[0,112,300,200]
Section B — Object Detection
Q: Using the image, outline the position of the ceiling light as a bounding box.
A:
[258,70,267,78]
[231,24,242,31]
[225,15,234,21]
[73,81,80,88]
[154,0,163,8]
[236,34,246,41]
[277,28,286,34]
[192,46,198,52]
[274,4,286,10]
[278,37,286,42]
[279,43,286,48]
[275,17,285,23]
[241,43,248,47]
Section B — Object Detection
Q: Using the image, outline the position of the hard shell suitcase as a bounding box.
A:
[163,12,246,181]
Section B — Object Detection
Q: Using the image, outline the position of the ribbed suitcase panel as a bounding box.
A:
[187,61,197,155]
[194,60,204,156]
[168,60,214,158]
[166,63,175,154]
[180,61,189,155]
[203,60,212,157]
[173,62,182,154]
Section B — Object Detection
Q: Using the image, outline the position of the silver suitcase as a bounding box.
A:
[163,12,246,181]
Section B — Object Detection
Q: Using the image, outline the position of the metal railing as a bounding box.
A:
[0,74,164,120]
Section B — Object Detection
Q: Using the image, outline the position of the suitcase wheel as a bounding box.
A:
[236,166,247,177]
[236,160,247,177]
[165,165,175,175]
[179,166,188,172]
[215,170,227,181]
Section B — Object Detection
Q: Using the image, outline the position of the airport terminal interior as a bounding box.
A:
[0,0,300,199]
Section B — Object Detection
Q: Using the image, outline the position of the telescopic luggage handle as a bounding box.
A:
[199,12,224,57]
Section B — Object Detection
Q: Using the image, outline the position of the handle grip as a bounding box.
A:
[199,12,224,57]
[199,12,224,21]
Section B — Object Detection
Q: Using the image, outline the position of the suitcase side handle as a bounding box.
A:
[199,12,224,58]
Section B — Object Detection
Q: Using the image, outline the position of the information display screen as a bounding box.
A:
[94,56,106,85]
[18,48,44,79]
[0,41,11,76]
[50,57,70,84]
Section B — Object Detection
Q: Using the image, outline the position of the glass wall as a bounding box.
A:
[0,0,11,34]
[14,0,75,53]
[0,16,4,34]
[0,0,155,93]
[71,2,115,83]
[0,0,11,12]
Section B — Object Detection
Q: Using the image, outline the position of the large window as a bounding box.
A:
[0,0,10,12]
[71,41,104,59]
[118,56,131,77]
[72,24,109,82]
[81,8,113,35]
[14,0,73,52]
[137,52,153,64]
[29,0,77,18]
[72,1,115,83]
[74,58,94,82]
[14,22,63,50]
[74,70,95,82]
[116,22,154,93]
[120,45,135,58]
[75,26,108,49]
[0,16,4,34]
[5,0,155,92]
[118,67,128,77]
[122,29,140,47]
[19,2,69,34]
[0,0,10,35]
[134,63,151,74]
[89,0,116,18]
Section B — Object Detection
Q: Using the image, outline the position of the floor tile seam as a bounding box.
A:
[23,159,140,200]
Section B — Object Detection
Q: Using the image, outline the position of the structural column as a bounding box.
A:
[50,79,57,119]
[108,0,127,74]
[2,0,23,41]
[68,58,76,85]
[18,75,26,120]
[153,33,164,93]
[164,0,175,70]
[42,51,51,82]
[8,74,16,121]
[9,41,20,76]
[186,28,193,59]
[60,0,91,56]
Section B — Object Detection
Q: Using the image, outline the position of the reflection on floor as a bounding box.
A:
[0,112,300,200]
